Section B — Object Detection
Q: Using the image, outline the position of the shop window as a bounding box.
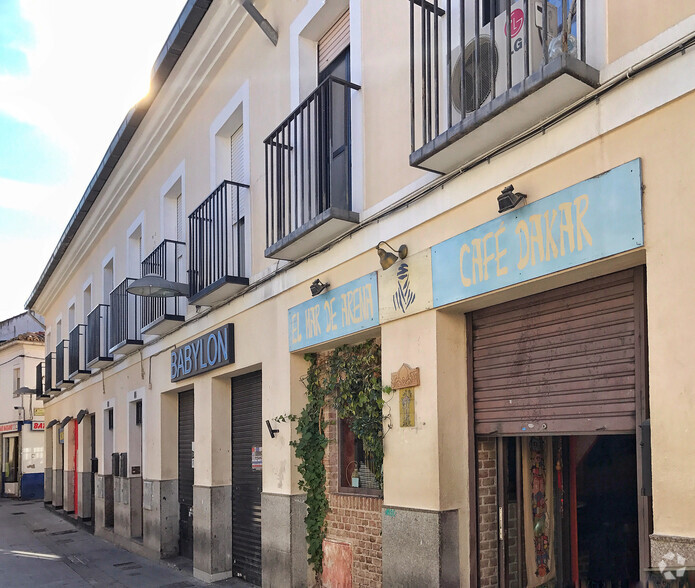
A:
[339,418,380,492]
[3,436,19,483]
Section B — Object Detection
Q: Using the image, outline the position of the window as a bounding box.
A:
[107,408,114,431]
[83,284,92,322]
[13,368,20,392]
[68,303,76,332]
[135,401,142,426]
[128,224,143,277]
[339,418,380,491]
[56,319,62,343]
[103,258,114,305]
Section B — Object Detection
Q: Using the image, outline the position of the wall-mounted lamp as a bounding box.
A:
[497,185,526,213]
[15,386,34,395]
[46,419,59,429]
[60,416,72,427]
[376,241,408,270]
[310,279,330,297]
[127,274,189,298]
[266,419,280,438]
[76,409,88,425]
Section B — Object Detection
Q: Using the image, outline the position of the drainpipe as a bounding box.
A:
[240,0,278,46]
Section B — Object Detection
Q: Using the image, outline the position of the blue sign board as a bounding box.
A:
[171,324,235,381]
[432,159,643,307]
[289,273,379,351]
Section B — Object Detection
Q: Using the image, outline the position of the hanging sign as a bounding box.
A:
[32,422,45,431]
[0,422,19,433]
[432,159,643,307]
[288,273,379,351]
[171,324,235,381]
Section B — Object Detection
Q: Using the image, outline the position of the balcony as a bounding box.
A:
[35,361,44,397]
[109,278,143,355]
[141,239,187,334]
[188,181,249,306]
[87,304,113,368]
[264,76,361,261]
[44,352,60,393]
[68,324,90,381]
[409,0,599,172]
[55,340,74,389]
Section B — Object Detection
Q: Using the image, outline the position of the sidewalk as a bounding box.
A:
[0,497,253,587]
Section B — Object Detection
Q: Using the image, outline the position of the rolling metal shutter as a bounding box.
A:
[232,371,263,585]
[318,10,350,73]
[471,268,644,435]
[178,390,195,559]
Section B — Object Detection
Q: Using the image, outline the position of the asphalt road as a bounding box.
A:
[0,497,251,587]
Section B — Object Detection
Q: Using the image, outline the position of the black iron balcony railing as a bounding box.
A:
[109,278,143,353]
[45,352,57,392]
[56,340,73,387]
[188,180,249,304]
[264,76,361,259]
[35,361,44,397]
[87,304,113,367]
[409,0,596,171]
[141,239,186,330]
[68,324,90,380]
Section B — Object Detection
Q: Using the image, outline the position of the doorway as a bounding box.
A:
[178,390,194,559]
[488,434,639,587]
[231,371,262,585]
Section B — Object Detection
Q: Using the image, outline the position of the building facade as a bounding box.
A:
[0,316,46,500]
[25,0,695,585]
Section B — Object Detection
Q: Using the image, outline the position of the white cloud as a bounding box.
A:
[0,0,187,318]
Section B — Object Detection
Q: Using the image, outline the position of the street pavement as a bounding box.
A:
[0,497,252,587]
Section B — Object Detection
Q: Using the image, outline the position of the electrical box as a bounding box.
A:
[111,452,120,477]
[91,457,99,474]
[119,453,128,478]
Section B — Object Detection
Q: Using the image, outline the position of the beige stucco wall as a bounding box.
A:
[607,1,695,63]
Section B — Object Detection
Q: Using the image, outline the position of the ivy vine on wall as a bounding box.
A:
[275,339,392,582]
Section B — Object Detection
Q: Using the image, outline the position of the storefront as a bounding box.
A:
[425,159,650,585]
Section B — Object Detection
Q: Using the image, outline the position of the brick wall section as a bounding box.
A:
[323,403,383,587]
[477,437,498,587]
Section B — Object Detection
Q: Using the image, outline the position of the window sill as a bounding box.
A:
[335,487,383,498]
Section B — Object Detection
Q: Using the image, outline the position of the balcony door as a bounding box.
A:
[318,46,351,212]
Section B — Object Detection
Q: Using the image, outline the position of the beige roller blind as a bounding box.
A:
[318,10,350,73]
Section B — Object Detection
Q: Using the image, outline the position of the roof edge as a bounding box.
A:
[25,0,213,311]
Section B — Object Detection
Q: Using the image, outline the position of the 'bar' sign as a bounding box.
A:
[171,324,235,381]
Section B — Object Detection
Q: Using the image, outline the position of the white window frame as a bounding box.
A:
[82,277,93,324]
[160,161,186,243]
[289,0,364,215]
[126,212,145,279]
[102,248,116,305]
[210,81,251,276]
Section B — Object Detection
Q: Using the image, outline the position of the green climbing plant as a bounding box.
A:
[275,339,392,582]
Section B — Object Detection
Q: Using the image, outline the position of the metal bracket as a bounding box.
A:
[240,0,278,46]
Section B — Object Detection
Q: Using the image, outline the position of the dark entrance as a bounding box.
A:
[493,434,639,587]
[232,371,262,585]
[469,267,651,586]
[178,390,195,559]
[89,413,96,524]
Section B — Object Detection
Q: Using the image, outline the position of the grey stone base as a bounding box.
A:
[52,468,63,508]
[193,485,232,578]
[94,474,114,528]
[77,472,93,520]
[114,476,143,539]
[143,479,178,557]
[63,470,75,513]
[382,506,459,587]
[651,533,695,567]
[44,468,53,503]
[261,492,308,588]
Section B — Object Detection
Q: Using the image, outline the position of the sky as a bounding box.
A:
[0,0,187,320]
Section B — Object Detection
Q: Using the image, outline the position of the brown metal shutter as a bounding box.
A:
[318,10,350,73]
[471,268,644,435]
[232,371,262,585]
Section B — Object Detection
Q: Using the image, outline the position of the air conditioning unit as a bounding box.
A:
[450,0,558,114]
